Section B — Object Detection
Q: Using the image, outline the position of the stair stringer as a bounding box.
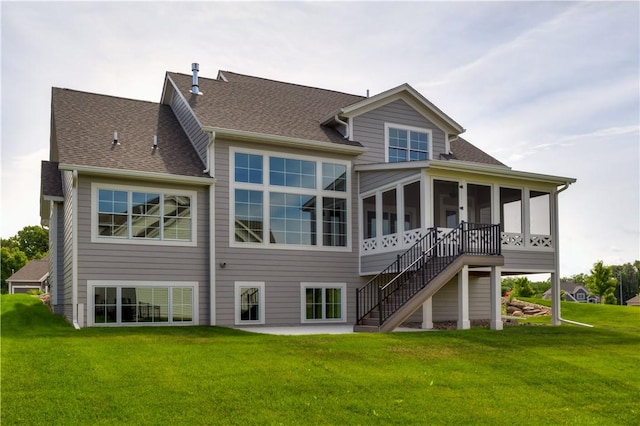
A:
[378,254,504,333]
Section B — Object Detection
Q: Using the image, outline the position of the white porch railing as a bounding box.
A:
[362,228,553,255]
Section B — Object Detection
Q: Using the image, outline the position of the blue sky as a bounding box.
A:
[1,1,638,276]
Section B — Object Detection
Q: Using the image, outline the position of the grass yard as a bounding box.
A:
[2,294,639,425]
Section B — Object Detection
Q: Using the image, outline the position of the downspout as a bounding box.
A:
[446,135,459,155]
[203,131,215,175]
[203,130,216,325]
[334,115,349,139]
[71,170,80,330]
[552,182,592,328]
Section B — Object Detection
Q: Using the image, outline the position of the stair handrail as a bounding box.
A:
[357,222,502,327]
[355,228,438,324]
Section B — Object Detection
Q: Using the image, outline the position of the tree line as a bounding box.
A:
[502,260,640,305]
[1,226,49,293]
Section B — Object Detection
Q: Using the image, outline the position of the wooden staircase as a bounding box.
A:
[354,223,504,333]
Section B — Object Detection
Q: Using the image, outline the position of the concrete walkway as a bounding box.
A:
[239,325,426,335]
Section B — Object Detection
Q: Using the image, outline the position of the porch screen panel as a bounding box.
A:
[434,180,459,228]
[382,189,397,235]
[500,188,522,233]
[529,191,550,235]
[363,196,376,238]
[467,184,492,224]
[403,181,421,231]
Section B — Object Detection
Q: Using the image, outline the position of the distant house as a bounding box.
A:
[7,256,50,294]
[40,64,575,331]
[625,295,640,307]
[543,281,597,303]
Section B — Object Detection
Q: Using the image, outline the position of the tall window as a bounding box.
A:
[235,282,265,324]
[301,283,346,322]
[232,150,349,249]
[96,188,193,242]
[386,124,431,163]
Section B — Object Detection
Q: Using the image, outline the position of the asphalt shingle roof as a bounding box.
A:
[168,71,365,147]
[449,137,506,167]
[7,256,50,282]
[51,88,208,178]
[168,71,505,166]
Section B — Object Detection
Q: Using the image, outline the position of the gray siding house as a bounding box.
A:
[40,65,575,331]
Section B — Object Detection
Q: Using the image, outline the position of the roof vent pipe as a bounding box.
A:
[191,63,199,95]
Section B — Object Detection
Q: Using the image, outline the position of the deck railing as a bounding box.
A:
[356,222,501,327]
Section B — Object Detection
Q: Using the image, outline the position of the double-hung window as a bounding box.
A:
[93,184,196,245]
[232,149,350,250]
[385,123,431,163]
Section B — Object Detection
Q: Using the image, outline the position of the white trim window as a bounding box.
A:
[234,282,265,325]
[385,123,432,163]
[88,281,197,326]
[91,183,197,246]
[300,283,347,323]
[231,148,350,250]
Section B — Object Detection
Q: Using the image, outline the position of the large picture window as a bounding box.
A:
[232,149,350,249]
[301,283,346,323]
[90,282,196,326]
[94,185,195,245]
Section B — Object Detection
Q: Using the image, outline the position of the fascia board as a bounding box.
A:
[58,164,215,185]
[203,126,367,155]
[427,159,576,185]
[355,159,575,185]
[9,273,50,284]
[340,84,465,134]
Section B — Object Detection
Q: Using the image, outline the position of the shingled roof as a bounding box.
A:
[168,70,505,166]
[41,161,63,199]
[7,256,50,283]
[167,71,365,148]
[449,137,505,166]
[51,88,208,178]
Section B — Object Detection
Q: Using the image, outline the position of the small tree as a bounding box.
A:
[1,246,28,293]
[586,261,617,304]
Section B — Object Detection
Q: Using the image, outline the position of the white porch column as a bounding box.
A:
[457,265,470,330]
[551,272,561,326]
[490,265,503,330]
[421,297,433,330]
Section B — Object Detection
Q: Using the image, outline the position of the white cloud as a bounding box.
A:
[0,1,637,275]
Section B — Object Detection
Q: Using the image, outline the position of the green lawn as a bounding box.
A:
[2,294,639,425]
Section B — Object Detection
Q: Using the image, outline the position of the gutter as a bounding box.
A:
[202,126,367,156]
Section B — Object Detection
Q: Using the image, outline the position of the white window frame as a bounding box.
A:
[384,123,433,163]
[86,280,198,327]
[91,183,197,247]
[229,147,351,252]
[234,281,265,325]
[300,282,347,323]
